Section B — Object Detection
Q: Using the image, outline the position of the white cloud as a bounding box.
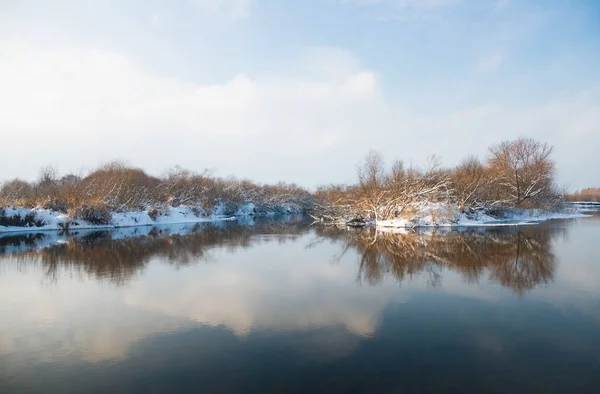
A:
[0,42,598,189]
[0,43,384,184]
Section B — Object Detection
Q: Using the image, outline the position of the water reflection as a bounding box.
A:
[1,217,311,285]
[0,218,567,295]
[316,226,563,295]
[1,216,600,394]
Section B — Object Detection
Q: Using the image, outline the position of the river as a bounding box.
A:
[1,212,599,393]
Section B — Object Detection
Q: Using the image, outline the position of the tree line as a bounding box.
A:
[0,137,569,226]
[0,162,315,224]
[315,137,564,224]
[568,187,600,202]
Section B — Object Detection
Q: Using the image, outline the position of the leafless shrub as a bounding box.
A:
[1,162,315,221]
[68,204,112,225]
[1,138,562,226]
[450,156,495,212]
[41,199,69,213]
[78,161,162,211]
[0,179,35,206]
[316,138,563,224]
[316,151,453,223]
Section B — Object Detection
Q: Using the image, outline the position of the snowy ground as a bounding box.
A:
[566,201,600,213]
[1,201,594,234]
[0,203,302,234]
[375,202,592,229]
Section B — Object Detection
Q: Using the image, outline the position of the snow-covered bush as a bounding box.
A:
[69,204,112,225]
[315,138,564,226]
[0,162,316,228]
[0,208,44,228]
[41,199,69,213]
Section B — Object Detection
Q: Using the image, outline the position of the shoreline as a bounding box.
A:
[0,216,238,235]
[376,210,591,229]
[354,203,594,229]
[1,204,595,235]
[0,204,299,235]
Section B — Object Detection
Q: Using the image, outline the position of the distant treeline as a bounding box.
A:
[568,187,600,202]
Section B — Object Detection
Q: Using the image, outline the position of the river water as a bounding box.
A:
[1,212,599,393]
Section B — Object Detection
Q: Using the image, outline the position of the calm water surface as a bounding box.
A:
[1,213,600,393]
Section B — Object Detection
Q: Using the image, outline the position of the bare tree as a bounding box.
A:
[0,179,35,204]
[36,165,60,199]
[356,150,387,221]
[357,150,385,189]
[488,137,556,208]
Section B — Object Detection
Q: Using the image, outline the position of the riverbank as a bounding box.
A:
[0,203,303,234]
[359,202,590,229]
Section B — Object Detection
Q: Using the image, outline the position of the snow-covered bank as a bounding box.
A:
[375,202,591,229]
[0,203,303,234]
[566,201,600,213]
[568,202,600,205]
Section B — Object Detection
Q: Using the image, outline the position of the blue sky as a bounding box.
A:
[0,0,598,190]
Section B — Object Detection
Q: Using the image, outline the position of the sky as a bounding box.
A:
[0,0,598,190]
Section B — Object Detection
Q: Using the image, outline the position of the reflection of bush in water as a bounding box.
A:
[0,233,47,253]
[315,226,562,295]
[2,218,562,293]
[4,218,311,285]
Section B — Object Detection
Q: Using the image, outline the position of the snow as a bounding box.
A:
[0,204,257,234]
[1,200,593,234]
[236,202,256,216]
[375,202,591,229]
[566,202,600,213]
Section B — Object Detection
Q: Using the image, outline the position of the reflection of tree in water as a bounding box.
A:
[1,217,311,285]
[1,217,564,294]
[315,225,564,295]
